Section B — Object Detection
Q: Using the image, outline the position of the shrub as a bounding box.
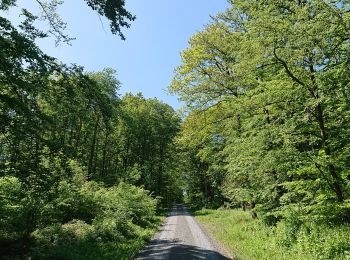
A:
[31,180,158,259]
[0,176,24,239]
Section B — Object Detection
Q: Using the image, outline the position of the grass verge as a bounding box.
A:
[194,209,350,260]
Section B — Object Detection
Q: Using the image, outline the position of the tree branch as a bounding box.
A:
[273,47,306,87]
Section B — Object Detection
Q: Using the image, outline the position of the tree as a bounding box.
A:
[4,0,135,44]
[176,109,227,208]
[1,1,184,258]
[117,94,182,204]
[171,0,350,221]
[84,0,135,40]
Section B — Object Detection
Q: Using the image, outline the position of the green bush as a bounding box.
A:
[1,158,160,259]
[0,176,24,239]
[31,180,158,259]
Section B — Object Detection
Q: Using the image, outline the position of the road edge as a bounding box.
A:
[189,208,236,260]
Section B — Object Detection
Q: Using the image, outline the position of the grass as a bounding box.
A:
[194,208,350,260]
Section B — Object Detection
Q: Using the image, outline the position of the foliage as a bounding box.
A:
[31,181,159,259]
[195,208,350,260]
[4,0,135,44]
[0,177,24,241]
[171,0,350,222]
[175,108,229,208]
[4,0,350,257]
[84,0,135,40]
[0,3,179,258]
[117,93,182,205]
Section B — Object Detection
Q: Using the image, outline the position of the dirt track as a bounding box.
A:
[137,204,231,260]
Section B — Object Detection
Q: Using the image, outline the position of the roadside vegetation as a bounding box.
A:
[173,1,350,258]
[1,1,179,258]
[195,209,350,260]
[3,0,350,259]
[30,182,161,259]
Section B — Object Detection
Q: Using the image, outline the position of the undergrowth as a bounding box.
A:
[194,209,350,260]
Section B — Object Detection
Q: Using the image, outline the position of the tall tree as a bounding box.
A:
[171,0,350,221]
[117,94,182,204]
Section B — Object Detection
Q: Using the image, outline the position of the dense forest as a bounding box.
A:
[0,0,181,258]
[172,0,350,217]
[171,0,350,258]
[1,0,350,259]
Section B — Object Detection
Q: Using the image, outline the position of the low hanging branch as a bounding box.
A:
[33,0,135,44]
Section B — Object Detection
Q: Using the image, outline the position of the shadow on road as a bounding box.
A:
[137,204,233,259]
[168,205,192,217]
[138,239,231,260]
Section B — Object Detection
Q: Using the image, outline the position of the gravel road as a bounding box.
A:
[137,204,231,260]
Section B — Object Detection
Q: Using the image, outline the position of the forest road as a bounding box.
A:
[137,204,232,260]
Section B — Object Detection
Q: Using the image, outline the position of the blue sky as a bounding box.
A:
[7,1,229,109]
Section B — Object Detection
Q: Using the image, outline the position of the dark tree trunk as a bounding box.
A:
[88,115,100,178]
[309,64,344,202]
[315,103,343,202]
[101,130,109,177]
[75,118,82,151]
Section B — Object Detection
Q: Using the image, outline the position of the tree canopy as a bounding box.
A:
[0,2,181,258]
[2,0,350,258]
[171,0,350,223]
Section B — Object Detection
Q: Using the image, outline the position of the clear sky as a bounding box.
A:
[7,1,229,109]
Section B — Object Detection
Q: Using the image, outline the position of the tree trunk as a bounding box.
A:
[309,64,343,202]
[88,115,100,178]
[315,103,343,202]
[101,130,109,177]
[75,118,82,151]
